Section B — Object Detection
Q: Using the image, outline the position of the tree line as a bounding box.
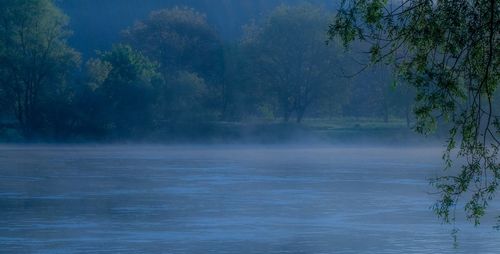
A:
[0,0,414,140]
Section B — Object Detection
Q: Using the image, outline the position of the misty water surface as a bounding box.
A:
[1,145,499,253]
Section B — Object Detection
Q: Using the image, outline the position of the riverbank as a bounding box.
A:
[0,118,445,145]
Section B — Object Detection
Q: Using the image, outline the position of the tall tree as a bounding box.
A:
[123,6,225,116]
[123,6,223,77]
[328,0,499,229]
[0,0,80,137]
[83,45,161,137]
[242,4,348,123]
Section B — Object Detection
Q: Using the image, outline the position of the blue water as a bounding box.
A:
[0,145,499,253]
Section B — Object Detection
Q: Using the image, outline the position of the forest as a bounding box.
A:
[0,0,417,141]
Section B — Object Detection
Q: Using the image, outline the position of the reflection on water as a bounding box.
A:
[0,145,499,253]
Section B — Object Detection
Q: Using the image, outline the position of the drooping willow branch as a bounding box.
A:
[328,0,499,228]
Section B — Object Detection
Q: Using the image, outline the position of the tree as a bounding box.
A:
[83,45,161,137]
[217,44,265,121]
[242,4,348,123]
[157,70,210,124]
[123,6,225,116]
[341,65,395,121]
[388,79,415,127]
[0,0,80,137]
[328,0,499,229]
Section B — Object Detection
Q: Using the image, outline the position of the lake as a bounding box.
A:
[1,145,499,253]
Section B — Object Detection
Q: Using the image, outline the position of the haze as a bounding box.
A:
[0,1,499,253]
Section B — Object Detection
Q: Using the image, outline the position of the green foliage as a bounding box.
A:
[329,0,500,229]
[157,70,212,123]
[241,4,348,123]
[124,6,222,74]
[0,0,80,137]
[0,1,421,142]
[123,6,225,115]
[84,44,161,137]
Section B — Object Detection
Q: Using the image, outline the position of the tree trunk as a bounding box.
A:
[296,108,306,123]
[383,101,389,123]
[405,104,411,128]
[283,110,290,122]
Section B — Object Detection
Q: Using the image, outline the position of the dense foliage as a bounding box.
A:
[0,1,414,142]
[328,0,499,229]
[123,7,228,121]
[240,5,348,123]
[83,45,161,137]
[0,0,80,137]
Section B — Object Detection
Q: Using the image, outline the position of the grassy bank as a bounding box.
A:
[146,118,444,145]
[0,118,445,145]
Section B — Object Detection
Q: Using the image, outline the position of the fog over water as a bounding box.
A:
[1,145,499,253]
[1,0,499,253]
